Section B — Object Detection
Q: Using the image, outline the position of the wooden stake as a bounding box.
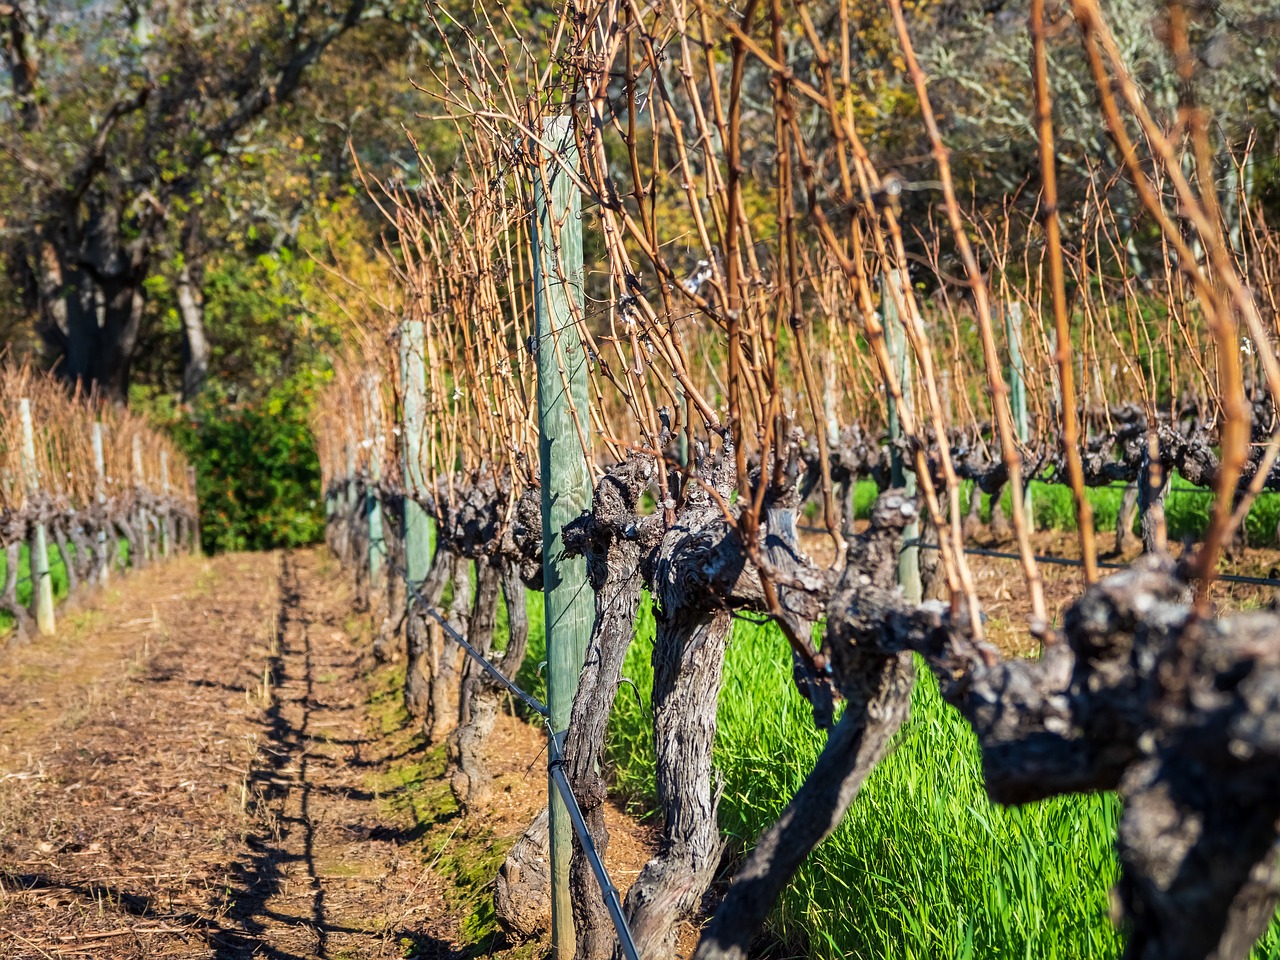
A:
[345,419,357,549]
[364,374,386,590]
[19,398,55,635]
[92,422,110,585]
[883,271,922,603]
[1006,301,1033,530]
[534,115,593,960]
[133,433,150,564]
[160,449,172,558]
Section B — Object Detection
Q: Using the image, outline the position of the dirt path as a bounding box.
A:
[0,549,458,959]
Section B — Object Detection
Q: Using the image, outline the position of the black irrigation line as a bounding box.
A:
[366,535,642,960]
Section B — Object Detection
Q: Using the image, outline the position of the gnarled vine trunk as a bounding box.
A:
[619,483,740,958]
[448,557,502,809]
[560,457,661,960]
[426,550,472,743]
[404,543,456,719]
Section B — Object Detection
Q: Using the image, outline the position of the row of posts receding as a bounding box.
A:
[13,399,182,638]
[324,117,1036,960]
[321,117,594,958]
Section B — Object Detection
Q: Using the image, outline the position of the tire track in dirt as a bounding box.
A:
[214,551,455,960]
[0,550,453,959]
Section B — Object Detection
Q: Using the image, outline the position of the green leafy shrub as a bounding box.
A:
[172,371,327,553]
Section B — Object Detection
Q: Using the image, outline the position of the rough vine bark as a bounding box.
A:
[695,499,1280,960]
[693,493,919,960]
[404,543,455,720]
[427,550,472,743]
[1,525,33,645]
[51,518,78,597]
[448,557,502,809]
[619,460,742,958]
[560,456,662,960]
[373,490,406,663]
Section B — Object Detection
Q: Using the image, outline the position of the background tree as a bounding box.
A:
[0,0,406,402]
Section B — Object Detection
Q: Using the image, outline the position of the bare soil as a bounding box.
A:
[0,548,653,960]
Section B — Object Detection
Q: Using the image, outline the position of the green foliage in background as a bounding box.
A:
[132,194,372,556]
[170,372,328,553]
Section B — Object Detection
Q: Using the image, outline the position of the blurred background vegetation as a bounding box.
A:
[1,0,1278,552]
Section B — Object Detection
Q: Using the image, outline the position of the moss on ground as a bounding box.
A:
[364,657,540,958]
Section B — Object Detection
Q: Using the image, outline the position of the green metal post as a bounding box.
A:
[534,115,593,960]
[19,398,55,635]
[401,320,435,588]
[883,271,921,603]
[1006,302,1033,529]
[92,422,109,585]
[365,374,386,590]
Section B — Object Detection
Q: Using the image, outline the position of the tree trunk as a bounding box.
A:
[350,480,370,611]
[4,2,43,130]
[373,493,406,662]
[622,602,732,958]
[403,543,454,718]
[427,551,471,743]
[115,514,141,572]
[620,491,738,958]
[451,563,532,803]
[694,492,920,960]
[2,537,34,645]
[1117,480,1141,553]
[561,458,659,960]
[496,805,554,941]
[988,484,1011,542]
[1138,451,1170,555]
[177,212,210,401]
[962,482,984,539]
[449,558,502,810]
[65,519,94,587]
[51,519,78,597]
[36,220,150,405]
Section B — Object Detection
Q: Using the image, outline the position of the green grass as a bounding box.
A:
[397,494,1280,955]
[839,475,1280,548]
[0,537,129,636]
[524,596,1279,959]
[0,540,72,634]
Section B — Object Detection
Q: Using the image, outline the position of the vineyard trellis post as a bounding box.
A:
[345,419,357,554]
[533,114,593,960]
[1006,301,1033,529]
[883,271,922,603]
[160,449,172,558]
[132,433,150,565]
[19,397,56,636]
[187,466,200,553]
[364,373,385,591]
[401,319,434,588]
[92,421,110,585]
